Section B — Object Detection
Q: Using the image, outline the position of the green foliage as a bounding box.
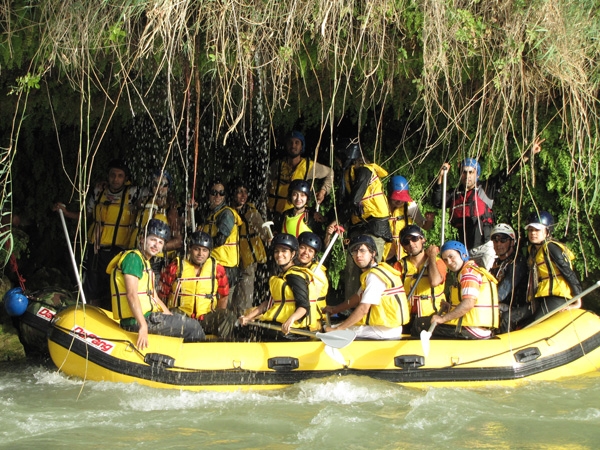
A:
[9,73,41,95]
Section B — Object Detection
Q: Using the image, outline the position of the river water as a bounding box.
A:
[1,360,599,449]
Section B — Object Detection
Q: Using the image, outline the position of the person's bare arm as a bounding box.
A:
[124,274,150,349]
[431,297,475,325]
[325,303,370,332]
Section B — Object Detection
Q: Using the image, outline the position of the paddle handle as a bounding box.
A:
[314,226,344,273]
[524,280,600,329]
[440,167,448,246]
[406,260,429,300]
[57,208,87,304]
[248,320,316,338]
[428,322,437,333]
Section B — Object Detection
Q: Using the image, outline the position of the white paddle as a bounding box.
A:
[314,225,345,273]
[248,321,356,349]
[421,168,449,357]
[420,322,436,357]
[57,207,87,304]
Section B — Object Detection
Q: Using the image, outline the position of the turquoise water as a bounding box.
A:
[1,361,599,449]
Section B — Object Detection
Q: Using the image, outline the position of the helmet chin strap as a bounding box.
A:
[410,247,424,257]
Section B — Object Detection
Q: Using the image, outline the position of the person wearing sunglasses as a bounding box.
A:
[393,225,447,336]
[489,223,530,332]
[384,175,435,263]
[432,138,544,270]
[198,179,243,290]
[430,240,499,339]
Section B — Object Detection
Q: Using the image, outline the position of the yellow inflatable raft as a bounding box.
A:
[47,305,600,391]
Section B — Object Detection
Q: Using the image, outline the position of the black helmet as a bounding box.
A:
[189,231,213,250]
[108,158,130,179]
[348,234,377,254]
[526,211,554,231]
[146,219,171,241]
[271,233,299,252]
[298,232,322,252]
[344,142,361,162]
[400,225,425,242]
[288,180,311,200]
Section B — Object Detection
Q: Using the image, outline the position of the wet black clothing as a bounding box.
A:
[490,252,529,307]
[285,272,310,312]
[490,252,531,332]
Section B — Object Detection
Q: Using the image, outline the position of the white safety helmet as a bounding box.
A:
[491,223,516,241]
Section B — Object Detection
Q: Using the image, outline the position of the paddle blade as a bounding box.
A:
[324,345,347,366]
[420,323,436,357]
[420,330,432,357]
[315,329,356,349]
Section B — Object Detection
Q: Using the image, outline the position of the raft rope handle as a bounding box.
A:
[8,254,26,291]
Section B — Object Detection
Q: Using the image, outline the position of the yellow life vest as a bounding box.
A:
[88,186,135,248]
[201,206,243,268]
[384,203,414,260]
[308,262,329,318]
[528,240,576,299]
[447,262,499,328]
[344,163,390,224]
[357,262,410,327]
[108,249,158,320]
[397,257,446,317]
[281,209,313,237]
[169,257,218,317]
[238,203,267,268]
[261,265,321,331]
[268,157,314,214]
[128,202,169,255]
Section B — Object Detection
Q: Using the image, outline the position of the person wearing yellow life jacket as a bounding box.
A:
[295,232,329,323]
[327,140,392,303]
[279,179,324,238]
[198,179,243,289]
[229,179,271,316]
[53,159,140,309]
[393,225,446,336]
[430,240,500,339]
[239,233,319,337]
[267,130,334,216]
[323,235,409,340]
[525,211,582,320]
[108,219,205,349]
[385,175,435,262]
[160,231,237,339]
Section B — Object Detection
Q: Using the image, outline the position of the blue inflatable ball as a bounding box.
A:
[4,287,29,317]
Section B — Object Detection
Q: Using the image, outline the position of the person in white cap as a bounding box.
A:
[489,223,530,332]
[525,211,582,320]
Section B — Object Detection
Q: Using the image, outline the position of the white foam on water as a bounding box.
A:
[289,376,405,405]
[33,367,81,386]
